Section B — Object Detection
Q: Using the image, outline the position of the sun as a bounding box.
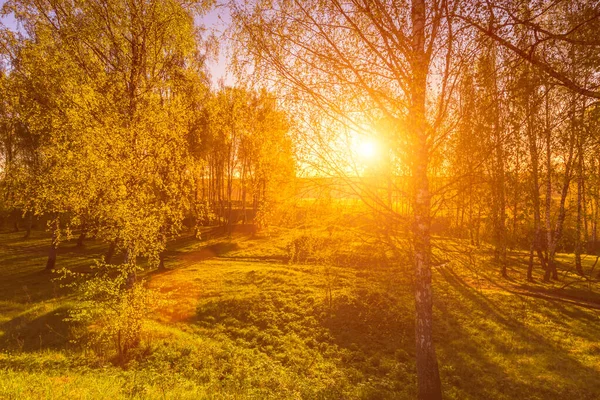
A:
[356,139,378,160]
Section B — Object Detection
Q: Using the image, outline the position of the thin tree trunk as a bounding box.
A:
[575,156,584,274]
[411,1,442,398]
[105,240,117,264]
[157,252,166,271]
[526,89,543,281]
[490,36,507,277]
[513,129,520,245]
[76,226,87,248]
[527,243,534,281]
[23,212,33,239]
[45,226,58,271]
[575,112,584,275]
[227,168,233,235]
[582,168,589,245]
[242,160,247,223]
[495,132,508,277]
[125,248,136,288]
[592,159,600,246]
[546,133,575,281]
[468,182,474,245]
[544,89,554,282]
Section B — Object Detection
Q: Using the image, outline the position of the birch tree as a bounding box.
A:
[230,1,473,397]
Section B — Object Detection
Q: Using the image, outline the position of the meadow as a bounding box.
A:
[1,228,600,399]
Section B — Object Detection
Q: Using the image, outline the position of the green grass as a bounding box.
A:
[1,229,600,399]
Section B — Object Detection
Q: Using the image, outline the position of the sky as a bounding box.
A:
[0,0,234,87]
[199,3,233,87]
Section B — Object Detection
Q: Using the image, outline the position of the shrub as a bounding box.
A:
[287,232,390,269]
[56,263,168,365]
[286,234,334,264]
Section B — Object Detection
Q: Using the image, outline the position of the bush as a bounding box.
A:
[56,263,168,365]
[286,234,334,264]
[287,232,391,269]
[335,242,390,269]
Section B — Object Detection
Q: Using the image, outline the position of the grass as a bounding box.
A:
[1,229,600,399]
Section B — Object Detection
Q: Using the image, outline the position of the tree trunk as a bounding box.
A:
[593,158,600,247]
[227,172,233,235]
[157,252,166,271]
[494,139,508,278]
[105,240,117,264]
[412,142,442,400]
[411,1,442,399]
[544,89,554,282]
[23,212,33,239]
[45,231,58,271]
[76,230,86,248]
[490,35,507,277]
[513,129,520,246]
[242,181,247,224]
[575,111,584,275]
[525,80,544,281]
[124,248,136,288]
[546,153,574,280]
[546,91,576,281]
[576,198,584,275]
[527,244,534,281]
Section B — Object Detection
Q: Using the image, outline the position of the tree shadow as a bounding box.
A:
[0,306,74,352]
[0,233,108,303]
[191,263,417,384]
[436,266,600,399]
[320,287,414,359]
[153,240,241,275]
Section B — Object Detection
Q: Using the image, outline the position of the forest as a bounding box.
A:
[1,0,600,399]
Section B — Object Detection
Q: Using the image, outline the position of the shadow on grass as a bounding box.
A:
[0,232,107,303]
[192,264,416,379]
[320,288,413,358]
[437,266,600,399]
[0,306,74,352]
[154,240,241,274]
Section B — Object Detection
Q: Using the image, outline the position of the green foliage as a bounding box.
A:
[286,230,390,269]
[286,233,334,264]
[56,262,168,364]
[1,0,212,261]
[194,200,218,228]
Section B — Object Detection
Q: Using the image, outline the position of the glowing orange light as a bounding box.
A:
[355,139,378,161]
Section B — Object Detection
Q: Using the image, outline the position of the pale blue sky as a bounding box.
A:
[200,2,233,86]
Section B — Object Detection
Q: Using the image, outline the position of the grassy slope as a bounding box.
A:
[0,230,599,399]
